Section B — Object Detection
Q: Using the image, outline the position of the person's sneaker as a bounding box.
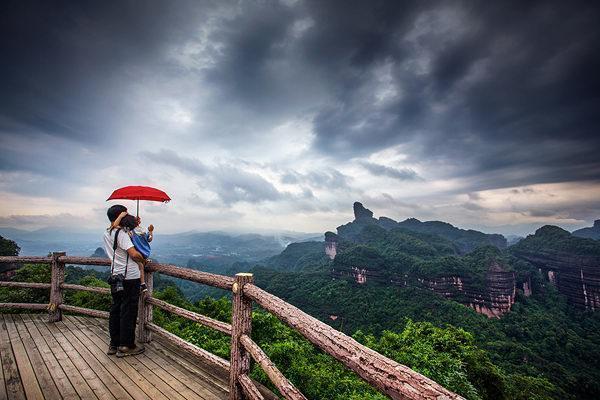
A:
[116,345,145,357]
[107,346,118,355]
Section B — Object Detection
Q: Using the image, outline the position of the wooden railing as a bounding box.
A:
[0,254,463,400]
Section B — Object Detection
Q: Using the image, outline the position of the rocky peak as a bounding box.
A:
[572,219,600,240]
[535,225,570,237]
[90,247,107,258]
[353,202,374,220]
[324,231,338,242]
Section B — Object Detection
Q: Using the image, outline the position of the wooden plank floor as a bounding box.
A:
[0,314,229,400]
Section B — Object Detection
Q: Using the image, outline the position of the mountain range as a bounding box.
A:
[246,202,600,399]
[254,202,600,316]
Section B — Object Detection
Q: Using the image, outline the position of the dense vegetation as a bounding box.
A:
[0,235,20,256]
[0,263,512,399]
[253,267,600,399]
[395,218,507,253]
[247,216,600,400]
[3,260,594,399]
[512,225,600,257]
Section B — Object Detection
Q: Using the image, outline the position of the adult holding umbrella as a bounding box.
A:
[103,185,170,357]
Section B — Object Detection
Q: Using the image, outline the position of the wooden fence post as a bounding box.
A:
[229,273,254,400]
[48,252,66,322]
[137,270,153,343]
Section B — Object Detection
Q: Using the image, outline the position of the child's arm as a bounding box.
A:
[147,224,154,242]
[111,211,128,229]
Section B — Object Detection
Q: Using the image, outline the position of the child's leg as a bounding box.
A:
[136,261,147,292]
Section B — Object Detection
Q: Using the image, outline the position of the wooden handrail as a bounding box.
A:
[244,283,463,400]
[59,304,109,319]
[60,256,111,266]
[0,256,52,264]
[0,254,463,400]
[0,303,48,310]
[147,296,232,334]
[61,283,111,295]
[0,281,51,289]
[146,262,235,290]
[0,255,234,289]
[240,335,306,400]
[147,322,230,370]
[238,374,265,400]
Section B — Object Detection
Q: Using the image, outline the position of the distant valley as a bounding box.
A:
[0,226,319,266]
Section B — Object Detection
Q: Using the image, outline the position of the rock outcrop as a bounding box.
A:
[423,260,516,318]
[331,260,516,318]
[324,232,338,260]
[353,202,374,220]
[573,219,600,240]
[512,225,600,310]
[513,250,600,310]
[336,202,507,253]
[330,265,380,283]
[90,247,108,258]
[328,203,516,317]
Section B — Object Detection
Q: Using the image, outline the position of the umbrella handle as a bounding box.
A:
[136,199,139,218]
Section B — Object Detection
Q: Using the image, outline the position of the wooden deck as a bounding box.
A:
[0,314,230,400]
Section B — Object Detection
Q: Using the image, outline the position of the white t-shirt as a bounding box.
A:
[103,229,141,280]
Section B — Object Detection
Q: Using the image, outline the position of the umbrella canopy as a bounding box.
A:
[107,186,171,202]
[107,186,171,216]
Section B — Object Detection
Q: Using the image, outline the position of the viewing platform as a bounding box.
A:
[0,254,463,400]
[1,313,231,400]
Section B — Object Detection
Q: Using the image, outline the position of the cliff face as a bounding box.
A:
[327,203,517,317]
[331,260,516,318]
[511,225,600,311]
[513,250,600,310]
[423,261,516,317]
[324,231,338,260]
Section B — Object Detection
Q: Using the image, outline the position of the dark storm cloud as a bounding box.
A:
[2,0,600,200]
[519,200,600,221]
[359,161,420,181]
[311,1,600,188]
[141,149,208,176]
[199,0,600,188]
[280,169,351,190]
[0,0,211,143]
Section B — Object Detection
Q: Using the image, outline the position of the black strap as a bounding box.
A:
[110,229,129,277]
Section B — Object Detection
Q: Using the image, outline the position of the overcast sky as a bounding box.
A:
[1,0,599,236]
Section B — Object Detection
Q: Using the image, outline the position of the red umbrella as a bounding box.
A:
[107,185,171,216]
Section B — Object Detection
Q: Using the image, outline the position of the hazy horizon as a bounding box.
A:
[0,202,594,238]
[1,1,599,237]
